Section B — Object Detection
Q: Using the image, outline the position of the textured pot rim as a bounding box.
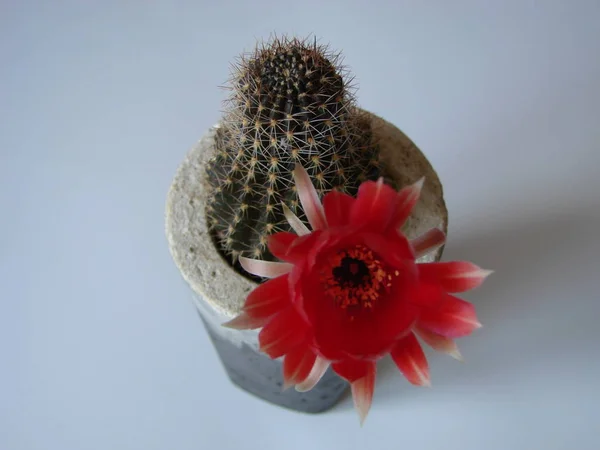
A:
[165,109,448,322]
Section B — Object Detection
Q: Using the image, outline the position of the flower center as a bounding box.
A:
[320,245,398,310]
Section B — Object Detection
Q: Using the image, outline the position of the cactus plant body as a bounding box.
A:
[206,36,388,272]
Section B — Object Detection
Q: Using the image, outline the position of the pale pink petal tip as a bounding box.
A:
[413,176,425,192]
[351,372,376,426]
[415,368,432,387]
[391,334,431,387]
[468,268,494,291]
[423,379,432,387]
[222,313,265,330]
[411,227,446,258]
[450,347,464,362]
[416,325,464,361]
[292,164,327,231]
[281,202,310,236]
[294,357,330,392]
[455,265,494,283]
[238,256,293,278]
[480,269,495,278]
[456,266,494,282]
[430,340,464,362]
[403,176,425,204]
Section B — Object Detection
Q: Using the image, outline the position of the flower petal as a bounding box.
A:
[258,307,308,358]
[349,178,399,232]
[411,227,446,258]
[267,232,298,261]
[409,282,446,309]
[359,231,416,269]
[222,312,269,330]
[282,203,310,236]
[332,359,373,382]
[322,190,355,228]
[390,177,425,229]
[418,294,482,338]
[278,230,329,267]
[350,362,376,426]
[419,261,493,293]
[292,164,327,230]
[243,275,290,319]
[300,242,419,360]
[390,332,431,387]
[239,256,293,278]
[415,325,463,361]
[295,356,330,392]
[282,346,317,390]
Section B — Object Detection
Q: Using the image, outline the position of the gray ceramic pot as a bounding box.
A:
[165,110,448,413]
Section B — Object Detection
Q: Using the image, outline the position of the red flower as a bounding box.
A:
[224,164,491,423]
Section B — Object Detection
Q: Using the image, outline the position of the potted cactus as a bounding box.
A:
[166,36,488,421]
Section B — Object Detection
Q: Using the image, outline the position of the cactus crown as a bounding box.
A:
[206,36,387,276]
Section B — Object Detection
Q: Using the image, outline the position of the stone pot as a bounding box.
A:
[165,109,448,413]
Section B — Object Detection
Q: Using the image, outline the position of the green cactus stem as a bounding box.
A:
[206,36,388,272]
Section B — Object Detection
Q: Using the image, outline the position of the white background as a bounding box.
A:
[3,1,600,449]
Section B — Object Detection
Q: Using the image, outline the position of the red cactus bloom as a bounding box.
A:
[224,164,491,423]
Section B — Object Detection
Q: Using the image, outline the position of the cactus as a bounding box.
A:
[206,36,389,273]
